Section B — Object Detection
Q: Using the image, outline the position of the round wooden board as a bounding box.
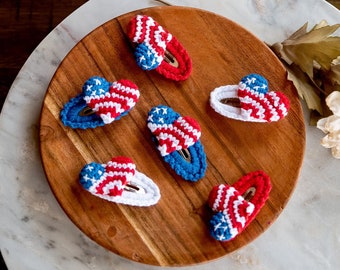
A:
[39,6,305,267]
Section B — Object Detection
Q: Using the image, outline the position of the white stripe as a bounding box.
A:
[212,184,225,211]
[111,82,140,97]
[107,161,135,170]
[233,196,247,227]
[133,15,144,43]
[221,187,239,238]
[176,117,201,138]
[101,180,123,195]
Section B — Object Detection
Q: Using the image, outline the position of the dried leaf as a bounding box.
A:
[286,22,308,40]
[286,63,323,114]
[270,21,340,120]
[282,25,340,78]
[312,20,330,30]
[271,22,340,76]
[284,23,340,45]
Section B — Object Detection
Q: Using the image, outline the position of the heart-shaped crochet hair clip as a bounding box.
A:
[147,105,207,181]
[208,170,271,241]
[210,74,290,122]
[127,15,192,81]
[79,156,160,207]
[61,76,140,129]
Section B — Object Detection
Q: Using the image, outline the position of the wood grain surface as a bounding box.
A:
[39,6,305,266]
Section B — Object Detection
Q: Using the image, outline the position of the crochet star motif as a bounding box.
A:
[148,107,168,125]
[244,74,268,94]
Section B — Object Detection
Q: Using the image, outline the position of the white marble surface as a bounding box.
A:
[0,0,339,269]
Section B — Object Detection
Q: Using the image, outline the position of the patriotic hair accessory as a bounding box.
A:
[147,105,206,181]
[61,76,140,129]
[127,15,192,81]
[79,156,160,207]
[208,170,271,241]
[210,74,290,122]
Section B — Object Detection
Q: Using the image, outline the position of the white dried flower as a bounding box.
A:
[317,91,340,159]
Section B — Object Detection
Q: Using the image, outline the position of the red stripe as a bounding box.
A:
[95,157,135,196]
[87,86,138,117]
[153,128,186,149]
[115,79,138,91]
[152,118,200,151]
[208,184,228,212]
[158,137,177,153]
[238,88,273,121]
[138,15,150,43]
[148,25,170,56]
[268,91,290,118]
[111,85,139,101]
[95,174,126,196]
[173,116,201,138]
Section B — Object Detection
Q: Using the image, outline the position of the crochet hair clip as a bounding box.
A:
[80,156,160,207]
[210,74,290,122]
[208,170,271,241]
[61,76,140,129]
[147,105,207,182]
[127,15,192,81]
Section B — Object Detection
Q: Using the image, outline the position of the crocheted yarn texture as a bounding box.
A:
[127,15,192,81]
[147,105,207,181]
[210,74,290,122]
[208,170,271,241]
[61,76,140,129]
[79,156,160,207]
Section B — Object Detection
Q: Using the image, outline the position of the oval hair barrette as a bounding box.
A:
[61,76,140,129]
[126,14,192,81]
[147,105,207,182]
[210,74,290,122]
[208,170,271,241]
[79,156,160,207]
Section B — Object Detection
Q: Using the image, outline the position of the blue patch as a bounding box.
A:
[209,212,233,241]
[79,162,105,190]
[134,43,161,70]
[147,104,180,125]
[240,73,268,94]
[82,76,110,97]
[60,94,105,129]
[164,142,206,182]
